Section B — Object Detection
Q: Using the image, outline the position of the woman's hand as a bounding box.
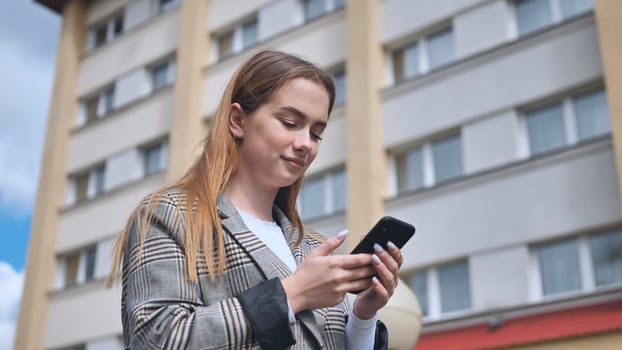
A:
[281,232,376,313]
[352,241,404,320]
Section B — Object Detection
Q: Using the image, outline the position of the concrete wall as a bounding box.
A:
[67,88,173,174]
[78,8,179,96]
[390,141,620,267]
[44,284,122,349]
[383,17,602,152]
[56,173,165,253]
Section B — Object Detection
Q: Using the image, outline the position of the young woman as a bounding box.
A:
[109,50,403,349]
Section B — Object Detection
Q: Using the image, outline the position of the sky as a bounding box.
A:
[0,0,60,349]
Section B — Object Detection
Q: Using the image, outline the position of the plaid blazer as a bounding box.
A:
[121,190,352,349]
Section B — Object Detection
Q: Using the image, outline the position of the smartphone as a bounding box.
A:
[350,216,416,255]
[349,216,415,294]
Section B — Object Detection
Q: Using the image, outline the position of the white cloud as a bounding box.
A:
[0,262,24,350]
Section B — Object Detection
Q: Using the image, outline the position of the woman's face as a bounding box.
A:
[231,78,330,191]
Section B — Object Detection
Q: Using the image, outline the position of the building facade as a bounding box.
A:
[17,0,622,349]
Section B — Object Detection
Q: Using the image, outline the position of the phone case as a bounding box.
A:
[350,216,416,255]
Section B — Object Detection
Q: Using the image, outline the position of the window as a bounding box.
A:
[409,271,428,316]
[300,169,347,220]
[217,31,234,60]
[561,0,593,18]
[332,68,346,106]
[392,27,454,83]
[534,229,622,298]
[151,58,175,91]
[80,86,115,126]
[242,18,258,48]
[427,28,454,69]
[70,164,106,204]
[64,252,80,287]
[160,0,178,12]
[537,239,581,295]
[407,260,471,319]
[515,0,552,36]
[590,230,622,287]
[334,0,345,9]
[75,173,90,202]
[304,0,326,20]
[432,134,463,183]
[84,246,97,282]
[525,102,566,155]
[396,147,424,192]
[89,13,124,50]
[439,262,471,313]
[85,96,99,123]
[144,142,167,176]
[524,88,610,156]
[573,89,611,141]
[395,133,462,194]
[93,165,105,196]
[514,0,593,37]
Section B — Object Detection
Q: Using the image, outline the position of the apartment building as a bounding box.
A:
[17,0,622,349]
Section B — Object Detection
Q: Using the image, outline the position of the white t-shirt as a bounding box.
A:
[237,209,377,350]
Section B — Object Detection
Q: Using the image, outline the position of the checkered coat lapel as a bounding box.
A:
[216,195,329,347]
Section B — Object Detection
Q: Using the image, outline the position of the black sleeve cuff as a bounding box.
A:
[238,277,296,350]
[373,319,388,350]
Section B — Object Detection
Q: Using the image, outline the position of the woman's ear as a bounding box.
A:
[229,103,245,139]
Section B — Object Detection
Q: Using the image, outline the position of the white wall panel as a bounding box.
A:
[114,68,151,108]
[68,89,173,173]
[44,285,122,349]
[79,11,179,96]
[454,0,511,57]
[388,141,620,269]
[383,19,602,149]
[259,0,304,40]
[470,246,531,310]
[463,110,521,174]
[380,0,483,44]
[105,148,144,192]
[209,0,270,31]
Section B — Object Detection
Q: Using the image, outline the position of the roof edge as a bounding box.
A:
[34,0,66,14]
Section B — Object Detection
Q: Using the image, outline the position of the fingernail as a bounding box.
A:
[373,243,384,253]
[372,276,380,285]
[336,229,349,239]
[387,241,398,250]
[372,254,381,265]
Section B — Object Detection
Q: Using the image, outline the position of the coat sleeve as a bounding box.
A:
[121,194,295,350]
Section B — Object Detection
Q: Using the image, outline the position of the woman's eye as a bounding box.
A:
[311,133,323,141]
[281,120,296,128]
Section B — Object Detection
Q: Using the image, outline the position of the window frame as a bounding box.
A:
[299,168,347,220]
[406,259,472,321]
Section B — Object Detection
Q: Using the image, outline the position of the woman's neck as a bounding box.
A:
[224,171,277,222]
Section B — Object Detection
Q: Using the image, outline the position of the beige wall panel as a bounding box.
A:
[56,173,165,253]
[209,0,270,30]
[202,13,346,116]
[383,19,602,149]
[86,0,125,25]
[78,11,179,96]
[305,213,347,244]
[67,90,173,173]
[44,284,122,349]
[389,142,621,269]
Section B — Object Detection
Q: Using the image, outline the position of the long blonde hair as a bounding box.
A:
[108,50,336,285]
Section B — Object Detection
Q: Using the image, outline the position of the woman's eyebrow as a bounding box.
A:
[277,106,327,127]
